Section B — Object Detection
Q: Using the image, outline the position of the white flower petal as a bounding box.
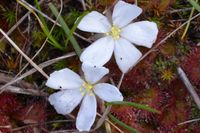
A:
[94,83,123,102]
[77,11,111,33]
[114,38,142,73]
[48,89,83,115]
[80,36,114,66]
[76,94,97,131]
[82,62,109,84]
[46,68,83,90]
[121,21,158,48]
[112,0,142,28]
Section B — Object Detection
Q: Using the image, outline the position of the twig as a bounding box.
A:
[170,19,188,22]
[0,73,47,96]
[117,73,125,88]
[0,52,76,91]
[178,118,200,125]
[0,69,13,74]
[0,0,43,44]
[79,0,87,10]
[92,106,112,131]
[15,0,63,78]
[135,0,138,5]
[12,119,74,131]
[109,78,116,86]
[18,0,91,43]
[73,32,92,43]
[96,113,124,133]
[50,130,78,133]
[0,29,48,78]
[103,0,118,14]
[0,0,44,61]
[18,0,61,26]
[167,7,192,13]
[1,85,47,96]
[177,67,200,109]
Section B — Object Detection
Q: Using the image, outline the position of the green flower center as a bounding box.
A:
[107,25,121,40]
[80,82,94,96]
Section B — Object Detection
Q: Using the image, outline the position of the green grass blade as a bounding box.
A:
[65,11,89,47]
[109,114,140,133]
[34,0,64,50]
[107,101,160,114]
[188,0,200,12]
[49,3,82,56]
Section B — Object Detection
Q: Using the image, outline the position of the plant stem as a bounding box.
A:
[181,0,199,40]
[49,3,82,56]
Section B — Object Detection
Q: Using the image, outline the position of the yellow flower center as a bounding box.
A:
[161,69,174,81]
[80,82,94,96]
[107,25,121,40]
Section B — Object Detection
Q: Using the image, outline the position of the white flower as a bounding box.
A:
[46,63,123,132]
[78,0,158,73]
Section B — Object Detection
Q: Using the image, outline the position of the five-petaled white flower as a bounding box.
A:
[78,0,158,73]
[46,63,123,131]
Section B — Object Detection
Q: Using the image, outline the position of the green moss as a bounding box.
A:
[177,43,190,56]
[3,9,16,27]
[191,102,200,118]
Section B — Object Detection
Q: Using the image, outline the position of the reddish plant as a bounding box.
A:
[15,101,46,124]
[107,52,157,94]
[0,93,21,114]
[0,114,11,133]
[111,78,191,132]
[111,105,152,132]
[181,47,200,87]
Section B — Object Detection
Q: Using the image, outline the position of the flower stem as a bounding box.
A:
[181,0,199,40]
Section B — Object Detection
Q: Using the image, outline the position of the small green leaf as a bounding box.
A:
[49,3,82,56]
[3,10,16,26]
[65,11,89,47]
[34,0,64,50]
[109,114,140,133]
[188,0,200,12]
[107,101,160,114]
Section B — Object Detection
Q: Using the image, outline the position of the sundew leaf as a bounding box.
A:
[188,0,200,12]
[106,101,160,114]
[49,3,82,56]
[109,114,140,133]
